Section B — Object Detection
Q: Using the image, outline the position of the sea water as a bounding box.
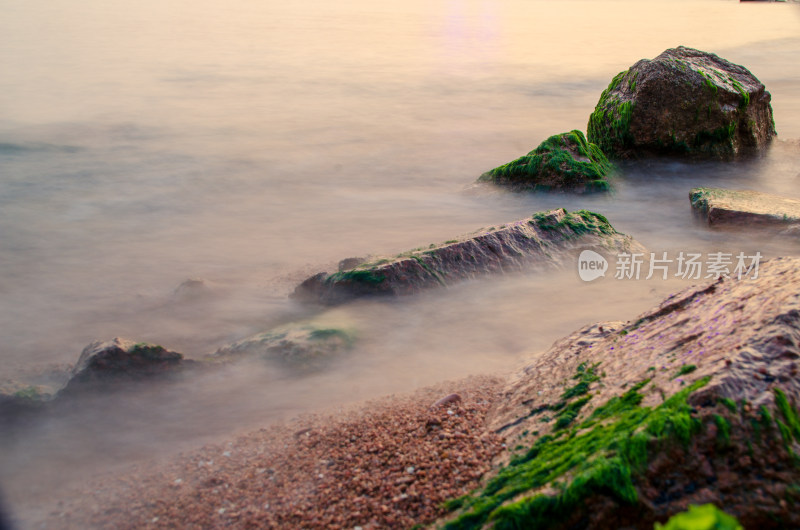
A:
[1,0,799,521]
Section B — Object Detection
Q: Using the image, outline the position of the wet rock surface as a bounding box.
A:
[588,46,776,160]
[690,187,800,229]
[478,130,612,192]
[293,208,643,305]
[444,257,800,528]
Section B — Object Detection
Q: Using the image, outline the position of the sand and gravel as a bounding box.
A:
[35,375,505,529]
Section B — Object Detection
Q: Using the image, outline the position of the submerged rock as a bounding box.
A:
[478,130,612,192]
[690,187,800,229]
[0,383,49,423]
[173,278,212,301]
[60,338,189,394]
[214,323,357,371]
[444,257,800,529]
[588,46,776,160]
[292,208,642,305]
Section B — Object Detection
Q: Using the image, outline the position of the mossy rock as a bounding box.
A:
[478,130,612,192]
[214,322,358,371]
[442,379,800,529]
[588,46,776,160]
[292,209,641,305]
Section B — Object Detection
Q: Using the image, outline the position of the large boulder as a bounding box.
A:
[690,187,800,229]
[588,46,776,160]
[292,208,642,305]
[442,257,800,529]
[59,338,189,394]
[478,130,612,192]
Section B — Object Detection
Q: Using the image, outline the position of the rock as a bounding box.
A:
[478,130,612,192]
[214,323,357,371]
[173,278,212,301]
[292,208,642,305]
[588,46,776,160]
[338,257,368,272]
[60,338,188,394]
[445,257,800,529]
[690,187,800,229]
[0,385,47,424]
[431,393,462,409]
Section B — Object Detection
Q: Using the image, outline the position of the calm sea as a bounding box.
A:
[1,0,799,521]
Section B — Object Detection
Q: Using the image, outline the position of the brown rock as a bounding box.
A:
[588,46,776,160]
[292,209,642,305]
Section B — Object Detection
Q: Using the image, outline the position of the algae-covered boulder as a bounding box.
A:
[690,187,800,229]
[441,257,800,529]
[214,322,357,371]
[478,130,612,192]
[60,338,189,394]
[588,46,776,160]
[292,208,642,305]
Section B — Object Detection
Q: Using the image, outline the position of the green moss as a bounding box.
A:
[655,504,743,530]
[719,397,738,413]
[700,71,718,97]
[327,269,386,285]
[554,395,592,430]
[728,77,750,109]
[13,386,43,401]
[307,328,355,346]
[587,69,636,158]
[773,388,800,457]
[561,362,602,400]
[673,364,697,379]
[530,209,615,239]
[130,343,167,359]
[760,405,774,429]
[443,377,711,529]
[713,414,731,447]
[480,130,612,191]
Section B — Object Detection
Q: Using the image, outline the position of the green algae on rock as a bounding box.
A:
[655,504,743,530]
[213,321,357,371]
[478,130,612,192]
[443,378,711,530]
[588,46,776,160]
[445,257,800,529]
[292,208,642,305]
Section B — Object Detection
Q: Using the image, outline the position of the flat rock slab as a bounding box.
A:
[292,208,643,305]
[690,187,800,228]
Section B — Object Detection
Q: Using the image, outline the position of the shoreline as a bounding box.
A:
[21,374,506,529]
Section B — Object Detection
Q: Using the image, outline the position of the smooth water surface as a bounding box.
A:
[1,0,799,522]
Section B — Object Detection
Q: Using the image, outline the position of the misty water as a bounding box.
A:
[1,0,800,523]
